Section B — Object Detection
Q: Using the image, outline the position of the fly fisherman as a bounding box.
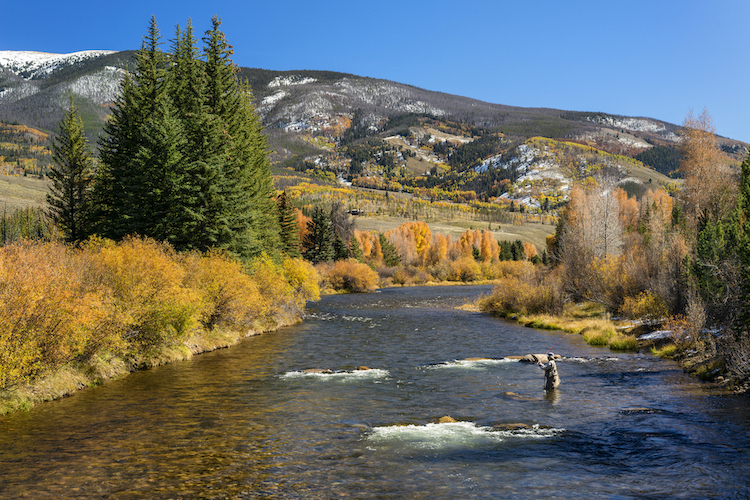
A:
[537,352,560,391]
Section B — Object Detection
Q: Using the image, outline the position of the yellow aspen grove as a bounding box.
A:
[457,230,476,257]
[354,230,376,259]
[641,189,674,227]
[429,233,450,265]
[679,108,734,228]
[616,188,639,231]
[523,242,538,261]
[480,230,497,262]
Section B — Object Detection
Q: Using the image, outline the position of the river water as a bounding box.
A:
[1,285,749,499]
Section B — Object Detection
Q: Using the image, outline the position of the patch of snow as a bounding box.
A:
[0,50,116,80]
[0,82,39,104]
[589,115,666,134]
[637,330,674,341]
[68,66,124,104]
[261,89,288,107]
[268,75,317,88]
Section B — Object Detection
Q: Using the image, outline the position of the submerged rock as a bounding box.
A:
[620,407,665,415]
[493,423,531,431]
[302,368,333,374]
[520,353,559,363]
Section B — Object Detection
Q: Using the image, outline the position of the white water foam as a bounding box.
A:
[281,368,390,381]
[425,358,520,370]
[366,422,563,450]
[564,356,621,363]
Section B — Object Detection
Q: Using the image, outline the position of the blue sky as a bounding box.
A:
[3,0,749,142]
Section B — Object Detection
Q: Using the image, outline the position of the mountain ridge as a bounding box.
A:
[0,49,745,212]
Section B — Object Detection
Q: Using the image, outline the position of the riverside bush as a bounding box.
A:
[182,249,263,331]
[320,259,379,293]
[619,291,669,321]
[448,256,482,282]
[479,270,563,316]
[85,237,200,351]
[0,241,119,388]
[0,237,320,391]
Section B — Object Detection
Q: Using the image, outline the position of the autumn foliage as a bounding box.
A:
[0,237,320,389]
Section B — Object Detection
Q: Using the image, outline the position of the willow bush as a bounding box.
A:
[0,237,320,390]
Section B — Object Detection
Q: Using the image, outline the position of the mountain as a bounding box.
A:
[0,50,133,138]
[0,50,746,209]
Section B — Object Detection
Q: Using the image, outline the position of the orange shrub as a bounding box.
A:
[447,256,482,282]
[182,249,264,331]
[0,241,117,388]
[319,259,379,292]
[84,236,200,350]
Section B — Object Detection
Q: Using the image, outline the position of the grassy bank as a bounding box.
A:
[0,237,320,415]
[476,277,748,390]
[477,291,640,352]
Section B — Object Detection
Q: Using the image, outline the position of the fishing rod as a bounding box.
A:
[546,332,574,354]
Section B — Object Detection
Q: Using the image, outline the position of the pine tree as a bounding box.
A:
[47,94,93,242]
[92,16,282,259]
[303,207,335,264]
[202,16,280,257]
[350,235,364,262]
[731,151,750,332]
[131,92,188,244]
[93,15,170,239]
[277,190,301,258]
[379,233,401,267]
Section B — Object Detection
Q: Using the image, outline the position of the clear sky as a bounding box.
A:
[3,0,749,142]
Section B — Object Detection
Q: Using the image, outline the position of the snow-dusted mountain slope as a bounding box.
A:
[0,50,116,79]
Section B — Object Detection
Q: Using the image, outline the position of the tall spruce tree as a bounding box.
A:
[303,207,335,264]
[202,16,280,258]
[94,15,170,239]
[731,151,750,332]
[92,16,281,258]
[277,190,301,258]
[47,94,93,242]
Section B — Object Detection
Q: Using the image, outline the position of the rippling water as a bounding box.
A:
[1,285,749,499]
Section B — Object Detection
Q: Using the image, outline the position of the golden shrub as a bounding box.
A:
[320,259,379,292]
[619,291,669,320]
[447,256,482,282]
[283,257,321,305]
[0,241,117,388]
[482,260,535,280]
[246,254,295,319]
[85,236,200,350]
[182,249,264,331]
[479,273,563,316]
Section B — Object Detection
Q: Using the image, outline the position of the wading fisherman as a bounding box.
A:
[537,352,560,391]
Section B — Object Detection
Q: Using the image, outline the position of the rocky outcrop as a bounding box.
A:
[433,416,458,424]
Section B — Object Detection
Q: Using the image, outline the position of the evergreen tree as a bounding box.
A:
[731,151,750,332]
[47,94,93,242]
[350,235,364,262]
[333,235,350,261]
[92,16,281,259]
[202,16,280,257]
[277,190,301,258]
[303,207,334,264]
[94,16,170,239]
[379,233,401,267]
[130,92,189,243]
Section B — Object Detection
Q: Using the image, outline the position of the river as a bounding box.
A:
[1,285,749,499]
